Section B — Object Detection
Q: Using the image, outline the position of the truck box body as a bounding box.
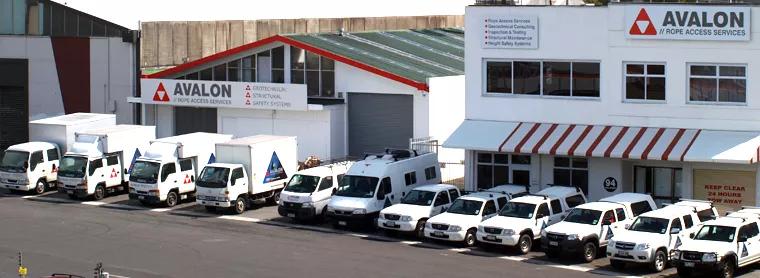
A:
[215,135,297,195]
[71,125,156,171]
[145,132,233,170]
[28,113,116,154]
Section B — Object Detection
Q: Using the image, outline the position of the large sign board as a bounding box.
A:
[693,169,756,212]
[625,5,750,41]
[140,79,307,111]
[482,15,538,49]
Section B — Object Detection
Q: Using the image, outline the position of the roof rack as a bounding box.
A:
[523,193,549,200]
[363,148,418,162]
[544,184,582,193]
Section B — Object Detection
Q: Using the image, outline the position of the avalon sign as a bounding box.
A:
[625,5,750,41]
[140,79,307,111]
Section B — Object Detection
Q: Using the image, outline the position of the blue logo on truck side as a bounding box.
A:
[128,149,141,174]
[208,153,216,164]
[263,152,287,183]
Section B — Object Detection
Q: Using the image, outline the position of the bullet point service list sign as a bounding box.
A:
[482,16,539,49]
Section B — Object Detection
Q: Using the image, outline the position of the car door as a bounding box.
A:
[28,151,45,182]
[88,158,104,182]
[667,217,684,250]
[448,188,460,201]
[377,177,393,208]
[104,154,122,186]
[178,158,195,193]
[159,163,177,190]
[432,191,450,216]
[315,176,334,207]
[737,222,760,264]
[46,148,60,181]
[599,210,616,245]
[534,202,551,235]
[548,199,564,225]
[482,200,498,221]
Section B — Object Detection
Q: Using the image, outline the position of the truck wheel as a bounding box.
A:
[464,229,477,247]
[266,191,280,206]
[414,219,427,238]
[93,185,105,200]
[720,259,735,278]
[517,233,533,254]
[232,196,246,214]
[33,179,46,195]
[651,249,666,272]
[165,191,179,208]
[204,206,217,213]
[610,259,625,270]
[582,241,597,263]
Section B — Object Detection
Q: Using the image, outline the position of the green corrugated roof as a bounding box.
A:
[285,28,464,84]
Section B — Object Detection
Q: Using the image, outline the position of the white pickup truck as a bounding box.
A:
[541,193,657,262]
[277,161,353,221]
[674,207,760,278]
[477,186,587,254]
[377,184,461,237]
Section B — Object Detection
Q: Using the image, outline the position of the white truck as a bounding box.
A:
[377,184,461,237]
[196,135,297,214]
[326,149,441,228]
[277,161,354,221]
[541,193,657,262]
[128,132,233,207]
[0,113,115,194]
[607,203,706,272]
[477,186,587,254]
[57,125,155,200]
[674,207,760,278]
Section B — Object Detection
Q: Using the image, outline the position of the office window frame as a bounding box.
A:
[624,62,666,102]
[688,63,747,105]
[483,59,601,98]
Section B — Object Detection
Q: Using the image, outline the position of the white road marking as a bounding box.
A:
[400,241,421,245]
[101,203,144,210]
[218,215,261,223]
[23,196,78,203]
[499,256,526,262]
[82,201,107,206]
[150,208,173,212]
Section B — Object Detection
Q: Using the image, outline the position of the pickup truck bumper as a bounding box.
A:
[129,193,161,204]
[326,211,378,227]
[424,229,466,242]
[278,205,317,220]
[606,247,654,263]
[0,182,32,191]
[477,233,520,246]
[673,260,721,271]
[377,218,416,232]
[541,236,583,254]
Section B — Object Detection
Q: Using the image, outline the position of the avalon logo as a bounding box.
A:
[629,8,657,36]
[153,82,170,102]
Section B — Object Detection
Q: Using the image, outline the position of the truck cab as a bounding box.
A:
[607,204,704,272]
[0,142,60,194]
[542,192,657,262]
[477,186,587,254]
[278,161,354,221]
[377,184,461,237]
[424,190,513,247]
[326,149,441,228]
[674,207,760,278]
[196,163,246,212]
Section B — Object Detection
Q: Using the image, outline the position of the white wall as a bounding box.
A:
[90,37,135,124]
[465,5,760,132]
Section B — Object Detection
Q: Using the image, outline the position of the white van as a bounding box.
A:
[541,193,657,262]
[326,149,441,228]
[477,186,587,254]
[377,184,461,237]
[278,161,353,221]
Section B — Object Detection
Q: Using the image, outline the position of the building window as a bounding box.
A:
[476,152,531,190]
[634,166,682,207]
[689,64,746,103]
[553,157,588,195]
[485,60,600,97]
[213,64,226,81]
[241,55,255,82]
[227,60,240,82]
[625,63,665,101]
[199,68,213,81]
[290,46,336,98]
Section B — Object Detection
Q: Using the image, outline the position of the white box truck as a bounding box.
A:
[128,132,233,207]
[196,135,297,214]
[57,125,156,200]
[0,113,115,194]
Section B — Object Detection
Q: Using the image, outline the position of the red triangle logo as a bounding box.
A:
[110,168,118,178]
[183,174,192,184]
[629,9,657,36]
[153,82,170,102]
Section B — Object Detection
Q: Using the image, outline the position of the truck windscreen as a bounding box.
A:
[335,175,379,198]
[197,167,230,188]
[130,161,160,183]
[58,156,87,178]
[0,150,28,173]
[284,174,321,193]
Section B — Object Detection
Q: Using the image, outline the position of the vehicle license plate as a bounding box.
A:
[433,231,445,237]
[385,221,396,227]
[338,221,347,226]
[486,235,497,241]
[66,190,73,194]
[287,213,295,218]
[617,251,629,256]
[684,262,695,267]
[138,196,145,200]
[549,241,559,246]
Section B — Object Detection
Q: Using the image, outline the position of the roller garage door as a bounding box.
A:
[348,93,413,156]
[174,107,217,135]
[0,59,28,153]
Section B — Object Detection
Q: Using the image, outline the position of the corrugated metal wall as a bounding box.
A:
[140,15,464,70]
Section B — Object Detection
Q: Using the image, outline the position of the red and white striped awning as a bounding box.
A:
[498,123,700,161]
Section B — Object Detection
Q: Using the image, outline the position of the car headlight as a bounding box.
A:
[426,222,433,229]
[702,253,718,262]
[608,239,615,247]
[567,234,579,240]
[327,206,335,212]
[541,229,547,237]
[635,243,650,250]
[478,226,485,233]
[353,209,366,215]
[449,225,462,232]
[503,229,515,236]
[129,188,136,193]
[301,202,314,208]
[673,250,681,259]
[400,215,413,221]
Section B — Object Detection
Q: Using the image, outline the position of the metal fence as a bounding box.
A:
[410,137,465,189]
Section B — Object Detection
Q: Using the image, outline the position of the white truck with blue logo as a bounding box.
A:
[128,132,233,207]
[57,125,155,200]
[196,135,297,214]
[0,113,115,195]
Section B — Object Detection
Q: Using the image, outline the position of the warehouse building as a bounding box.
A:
[139,28,465,162]
[0,0,138,151]
[446,2,760,210]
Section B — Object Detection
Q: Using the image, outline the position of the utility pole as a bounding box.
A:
[93,262,103,278]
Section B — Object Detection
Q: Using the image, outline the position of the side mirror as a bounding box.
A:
[624,224,631,229]
[670,227,682,234]
[689,232,696,239]
[231,178,236,186]
[332,188,337,195]
[23,161,29,169]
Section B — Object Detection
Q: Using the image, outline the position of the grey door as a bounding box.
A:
[0,59,28,154]
[174,107,217,135]
[348,93,413,157]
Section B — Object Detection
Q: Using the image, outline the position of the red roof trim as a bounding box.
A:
[145,35,430,92]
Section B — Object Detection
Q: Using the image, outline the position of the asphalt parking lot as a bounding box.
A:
[2,189,760,278]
